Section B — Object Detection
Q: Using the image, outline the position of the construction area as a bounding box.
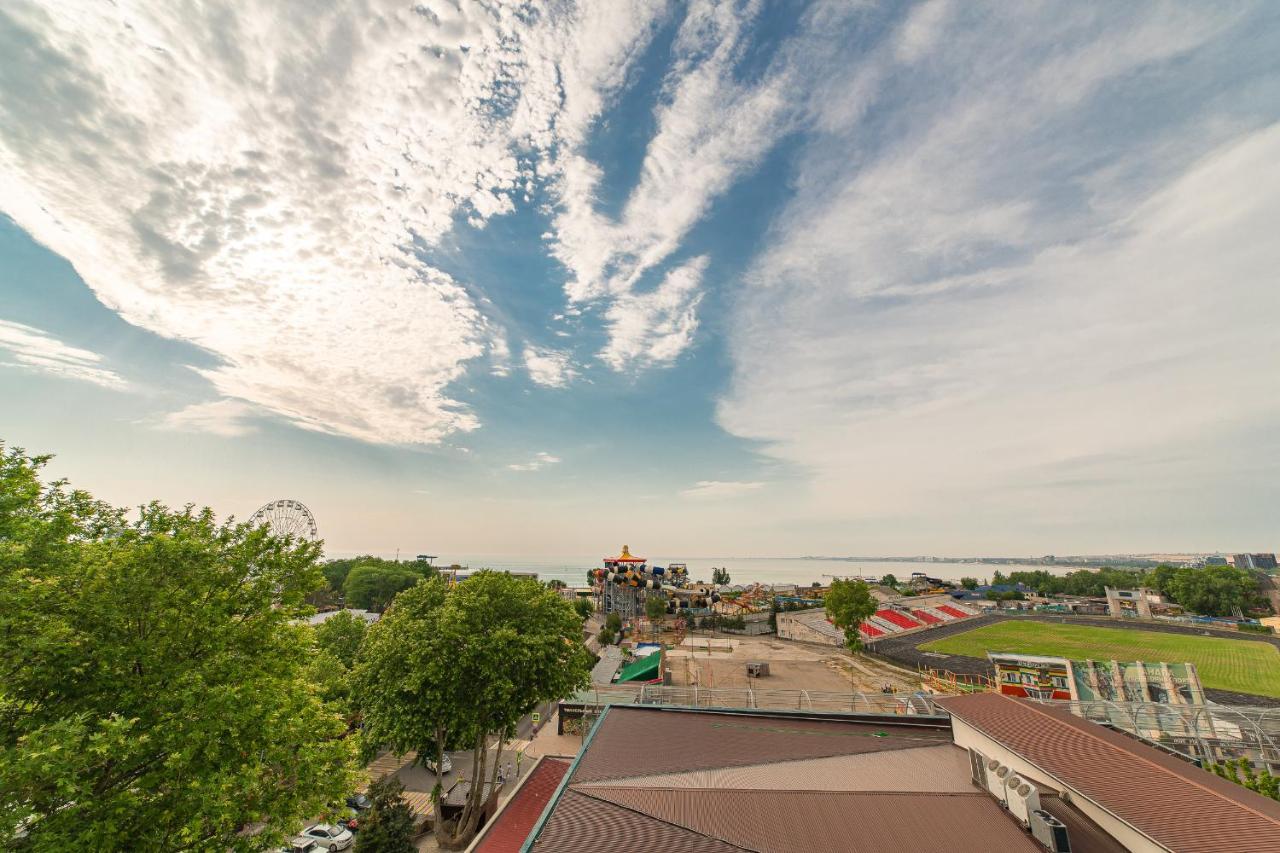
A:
[666,635,919,694]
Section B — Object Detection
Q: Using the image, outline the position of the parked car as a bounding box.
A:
[301,823,353,851]
[275,838,319,853]
[425,753,452,775]
[345,793,371,812]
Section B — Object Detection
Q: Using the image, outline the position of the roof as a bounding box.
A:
[605,544,646,562]
[526,706,1061,852]
[589,646,624,685]
[472,757,571,853]
[938,693,1280,853]
[615,651,661,683]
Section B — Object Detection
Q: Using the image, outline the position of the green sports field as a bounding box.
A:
[919,621,1280,698]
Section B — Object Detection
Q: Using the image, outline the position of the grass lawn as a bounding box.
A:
[919,621,1280,698]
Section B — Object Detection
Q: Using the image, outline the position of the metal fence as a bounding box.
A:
[569,683,942,716]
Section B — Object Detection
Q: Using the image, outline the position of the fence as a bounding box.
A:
[566,683,941,716]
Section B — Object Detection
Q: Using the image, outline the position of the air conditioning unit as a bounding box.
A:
[1005,776,1042,824]
[986,761,1011,800]
[1030,809,1071,852]
[968,749,989,788]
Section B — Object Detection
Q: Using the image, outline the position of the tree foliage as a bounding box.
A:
[573,597,594,619]
[1210,757,1279,801]
[343,561,433,611]
[353,571,591,847]
[645,595,667,625]
[960,576,979,590]
[0,445,356,851]
[314,610,370,668]
[880,574,898,588]
[996,564,1264,617]
[825,579,877,651]
[354,775,416,852]
[711,567,731,585]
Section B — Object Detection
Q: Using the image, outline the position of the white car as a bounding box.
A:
[301,823,353,851]
[277,839,319,853]
[425,753,452,775]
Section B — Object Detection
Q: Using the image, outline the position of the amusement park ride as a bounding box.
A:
[592,546,720,622]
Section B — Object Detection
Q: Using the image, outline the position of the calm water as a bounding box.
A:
[415,555,1062,587]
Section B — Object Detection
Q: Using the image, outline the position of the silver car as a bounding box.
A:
[301,823,353,851]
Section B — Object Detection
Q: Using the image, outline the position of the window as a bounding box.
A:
[1052,676,1068,688]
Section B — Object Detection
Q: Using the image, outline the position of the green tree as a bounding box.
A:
[355,775,416,852]
[547,578,567,590]
[315,609,370,668]
[880,574,898,588]
[606,611,622,634]
[344,563,424,611]
[711,567,731,585]
[573,597,594,619]
[960,577,979,590]
[0,445,356,851]
[645,595,667,638]
[1164,565,1259,617]
[353,571,591,847]
[825,578,877,651]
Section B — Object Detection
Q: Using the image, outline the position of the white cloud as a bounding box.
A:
[544,0,795,367]
[0,1,674,443]
[0,319,127,390]
[522,345,577,389]
[681,480,765,500]
[507,451,562,472]
[154,399,258,438]
[718,3,1280,546]
[600,256,707,370]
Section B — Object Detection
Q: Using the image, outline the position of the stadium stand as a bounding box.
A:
[876,609,923,630]
[911,609,943,625]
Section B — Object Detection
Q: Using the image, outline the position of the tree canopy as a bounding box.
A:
[824,578,877,651]
[353,571,591,847]
[0,445,356,851]
[711,567,731,585]
[343,560,433,611]
[996,564,1264,617]
[354,775,416,852]
[314,609,370,668]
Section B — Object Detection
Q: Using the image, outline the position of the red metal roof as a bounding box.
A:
[473,757,570,853]
[938,693,1280,852]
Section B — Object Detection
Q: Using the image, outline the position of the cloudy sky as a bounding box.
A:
[2,0,1278,558]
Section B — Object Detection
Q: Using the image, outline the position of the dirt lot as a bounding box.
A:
[666,635,919,694]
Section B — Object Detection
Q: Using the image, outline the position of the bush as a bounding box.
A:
[1239,622,1275,635]
[355,775,416,852]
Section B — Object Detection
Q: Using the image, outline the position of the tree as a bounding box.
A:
[1211,758,1280,801]
[1163,565,1259,617]
[606,611,622,634]
[355,775,416,852]
[825,578,877,651]
[960,577,979,590]
[315,610,370,668]
[353,571,591,847]
[547,578,567,590]
[645,595,667,638]
[711,567,731,585]
[880,574,898,588]
[573,597,594,619]
[344,563,424,611]
[0,445,356,851]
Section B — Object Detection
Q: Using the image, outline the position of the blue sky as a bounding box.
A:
[2,1,1279,558]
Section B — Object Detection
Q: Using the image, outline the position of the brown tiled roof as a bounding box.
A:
[532,789,747,852]
[1039,794,1128,853]
[575,788,1042,853]
[570,706,950,784]
[938,693,1280,852]
[576,743,975,793]
[474,757,570,853]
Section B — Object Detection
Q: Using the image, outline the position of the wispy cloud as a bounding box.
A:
[718,2,1279,545]
[681,480,765,500]
[600,256,706,371]
[153,399,259,438]
[0,320,127,390]
[507,451,562,472]
[522,346,578,389]
[0,1,675,442]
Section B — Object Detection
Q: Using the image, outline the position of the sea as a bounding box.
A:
[410,555,1064,588]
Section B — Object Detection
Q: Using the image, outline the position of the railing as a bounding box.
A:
[567,683,943,716]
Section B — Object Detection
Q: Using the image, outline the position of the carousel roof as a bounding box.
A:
[606,544,647,562]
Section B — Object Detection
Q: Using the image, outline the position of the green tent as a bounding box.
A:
[616,651,661,683]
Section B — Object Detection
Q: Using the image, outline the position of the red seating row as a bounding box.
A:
[859,622,884,638]
[911,609,942,625]
[937,604,971,619]
[876,609,923,630]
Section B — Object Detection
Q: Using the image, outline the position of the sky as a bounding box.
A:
[2,0,1279,559]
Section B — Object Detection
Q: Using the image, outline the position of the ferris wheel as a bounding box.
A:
[249,499,319,541]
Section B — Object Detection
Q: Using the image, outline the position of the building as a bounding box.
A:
[942,693,1280,853]
[988,653,1207,704]
[1103,585,1156,618]
[1232,553,1278,570]
[518,695,1280,852]
[775,607,843,646]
